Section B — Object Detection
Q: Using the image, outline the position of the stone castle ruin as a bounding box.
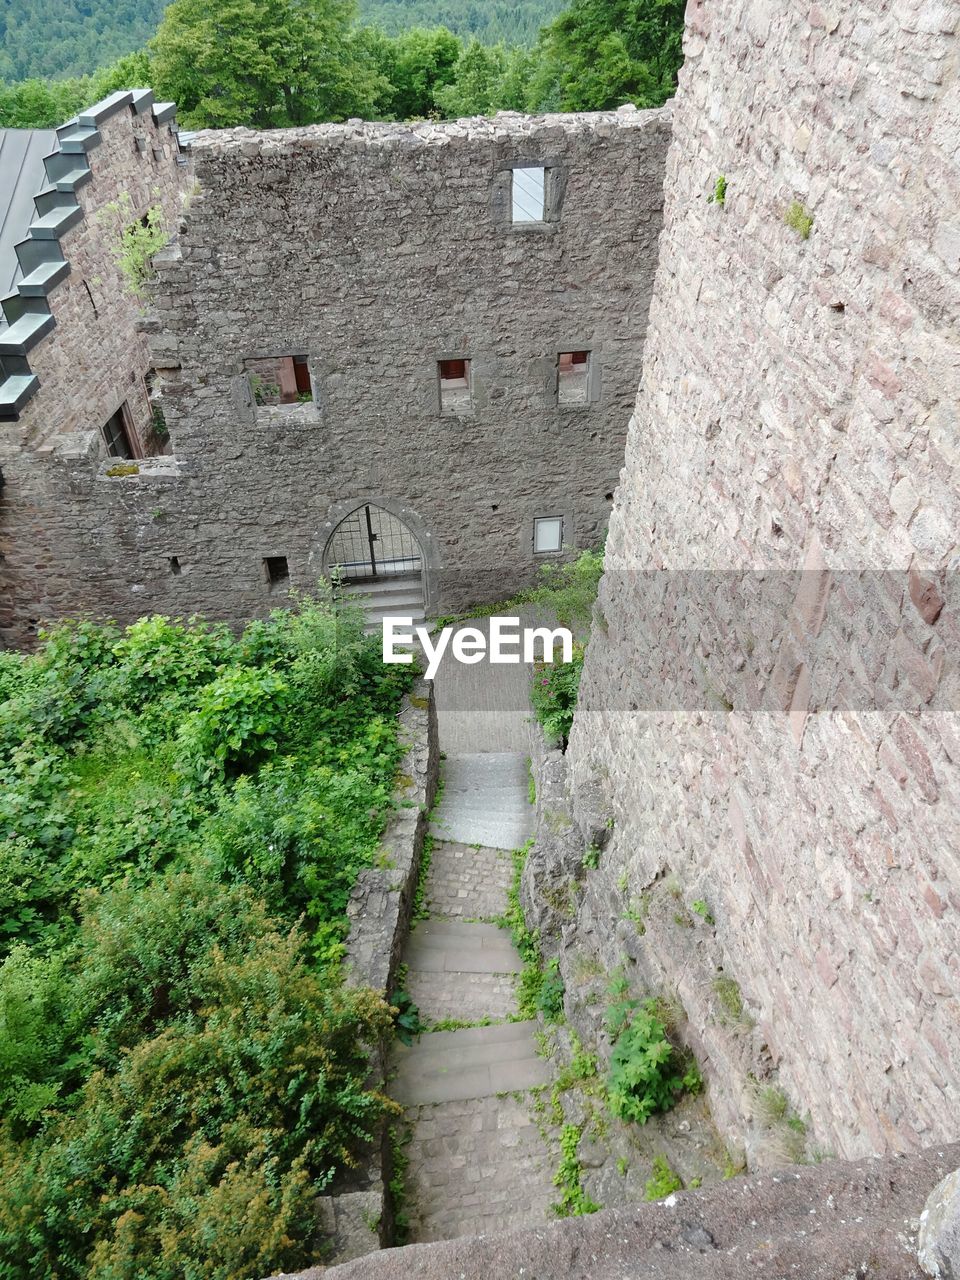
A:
[1,0,960,1266]
[0,102,669,645]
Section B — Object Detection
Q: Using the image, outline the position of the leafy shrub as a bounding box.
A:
[0,595,412,1274]
[552,1123,600,1217]
[0,875,395,1279]
[536,958,565,1021]
[175,666,289,782]
[530,642,584,747]
[606,990,701,1126]
[389,989,423,1046]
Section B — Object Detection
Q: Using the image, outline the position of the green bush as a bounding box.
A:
[0,874,395,1279]
[606,996,701,1126]
[0,594,413,1274]
[644,1154,682,1200]
[530,643,584,747]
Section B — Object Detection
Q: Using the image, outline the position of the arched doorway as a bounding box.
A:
[324,503,426,633]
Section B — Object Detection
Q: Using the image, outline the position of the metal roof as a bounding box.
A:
[0,128,57,305]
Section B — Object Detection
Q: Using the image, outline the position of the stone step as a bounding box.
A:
[398,1019,538,1062]
[405,937,522,975]
[413,918,507,946]
[430,752,534,851]
[345,572,424,598]
[391,1022,550,1105]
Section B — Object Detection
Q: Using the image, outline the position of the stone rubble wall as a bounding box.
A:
[1,108,671,646]
[567,0,960,1160]
[0,100,190,643]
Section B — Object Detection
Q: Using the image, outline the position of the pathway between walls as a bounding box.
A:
[389,621,556,1242]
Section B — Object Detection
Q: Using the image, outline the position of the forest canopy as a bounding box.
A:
[0,0,685,130]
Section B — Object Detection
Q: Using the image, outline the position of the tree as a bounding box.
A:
[433,38,507,117]
[528,0,685,112]
[150,0,378,128]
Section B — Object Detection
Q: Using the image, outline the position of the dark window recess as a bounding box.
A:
[558,350,590,406]
[439,359,471,413]
[293,355,312,395]
[169,556,182,576]
[264,556,290,588]
[102,405,134,458]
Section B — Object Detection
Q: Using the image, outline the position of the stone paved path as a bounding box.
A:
[390,706,556,1243]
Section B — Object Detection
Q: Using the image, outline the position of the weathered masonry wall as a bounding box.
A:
[0,109,670,645]
[567,1,960,1160]
[0,91,189,643]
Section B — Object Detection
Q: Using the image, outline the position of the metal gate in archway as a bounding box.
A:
[326,504,423,583]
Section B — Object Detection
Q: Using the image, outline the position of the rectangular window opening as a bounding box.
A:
[533,516,564,555]
[512,167,546,223]
[439,358,472,414]
[264,555,290,588]
[246,355,312,405]
[102,403,135,459]
[168,556,182,576]
[558,350,591,406]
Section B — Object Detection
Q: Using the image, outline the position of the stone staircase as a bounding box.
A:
[0,90,180,422]
[386,747,555,1244]
[341,573,426,636]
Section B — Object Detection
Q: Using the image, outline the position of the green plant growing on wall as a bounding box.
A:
[389,988,423,1046]
[707,174,727,206]
[552,1123,601,1217]
[784,199,814,240]
[690,899,714,925]
[605,979,701,1125]
[644,1154,683,1200]
[100,194,170,296]
[582,843,601,870]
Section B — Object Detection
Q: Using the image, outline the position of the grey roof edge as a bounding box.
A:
[0,90,181,421]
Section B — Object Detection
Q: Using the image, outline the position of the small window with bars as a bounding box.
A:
[439,358,472,414]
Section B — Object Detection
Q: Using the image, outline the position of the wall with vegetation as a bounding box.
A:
[2,108,669,645]
[567,0,960,1161]
[0,97,190,643]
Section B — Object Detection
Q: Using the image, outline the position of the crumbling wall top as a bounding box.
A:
[187,104,671,157]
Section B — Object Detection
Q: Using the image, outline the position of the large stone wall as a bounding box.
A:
[0,95,189,643]
[567,0,960,1159]
[1,109,670,645]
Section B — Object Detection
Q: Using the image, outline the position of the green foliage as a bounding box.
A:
[530,643,584,748]
[552,1123,601,1217]
[528,0,685,112]
[359,24,461,118]
[97,195,170,297]
[496,841,545,1019]
[151,0,379,127]
[707,174,727,206]
[0,595,411,1275]
[536,957,565,1021]
[582,843,601,870]
[357,0,564,48]
[605,983,701,1126]
[785,199,814,240]
[644,1154,682,1200]
[690,898,714,925]
[389,989,423,1046]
